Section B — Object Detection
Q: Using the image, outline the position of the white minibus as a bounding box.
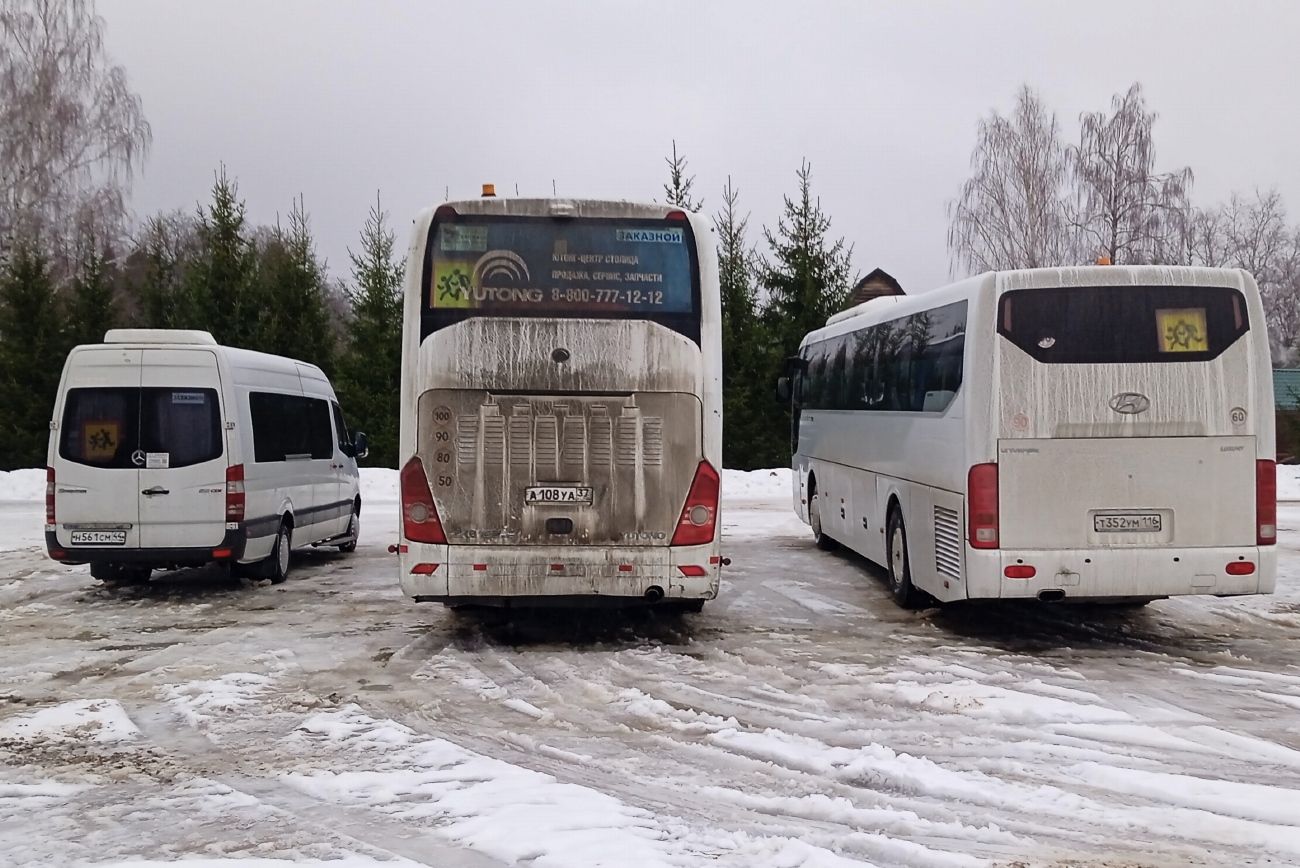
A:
[781,266,1276,607]
[46,329,368,584]
[396,195,722,609]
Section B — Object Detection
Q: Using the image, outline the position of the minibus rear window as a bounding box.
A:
[998,285,1250,364]
[60,388,223,468]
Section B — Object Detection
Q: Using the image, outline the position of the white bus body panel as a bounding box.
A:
[792,266,1275,604]
[398,200,722,603]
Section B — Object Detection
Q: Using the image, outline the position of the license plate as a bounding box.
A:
[1093,513,1162,533]
[70,530,127,545]
[525,486,593,505]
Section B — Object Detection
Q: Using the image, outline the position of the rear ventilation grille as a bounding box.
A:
[456,416,478,464]
[642,417,663,466]
[616,417,638,466]
[483,415,505,465]
[934,505,962,579]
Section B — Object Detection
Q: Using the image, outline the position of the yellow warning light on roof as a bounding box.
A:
[481,184,496,198]
[1096,255,1112,266]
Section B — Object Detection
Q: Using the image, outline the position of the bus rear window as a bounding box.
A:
[998,285,1250,364]
[421,215,701,344]
[60,388,223,468]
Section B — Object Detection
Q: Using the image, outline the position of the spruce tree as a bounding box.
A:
[756,161,854,465]
[713,178,771,469]
[0,244,65,468]
[335,196,404,467]
[65,244,118,348]
[253,197,336,372]
[187,167,256,345]
[134,213,198,329]
[663,141,702,212]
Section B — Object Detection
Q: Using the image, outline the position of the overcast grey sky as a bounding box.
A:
[99,0,1300,294]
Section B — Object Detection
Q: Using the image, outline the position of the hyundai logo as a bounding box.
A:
[1109,392,1150,415]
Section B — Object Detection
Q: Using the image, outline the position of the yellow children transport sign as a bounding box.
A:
[1157,307,1208,353]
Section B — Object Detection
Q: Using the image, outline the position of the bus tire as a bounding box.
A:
[810,487,838,551]
[886,508,919,609]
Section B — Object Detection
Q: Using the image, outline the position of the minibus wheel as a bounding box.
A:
[338,506,359,554]
[258,521,292,584]
[886,509,918,608]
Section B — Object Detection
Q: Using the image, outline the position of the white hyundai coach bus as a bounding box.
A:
[781,266,1276,607]
[396,195,722,609]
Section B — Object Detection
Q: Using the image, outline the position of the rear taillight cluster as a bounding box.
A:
[1258,459,1277,546]
[401,456,447,544]
[671,460,720,546]
[226,464,245,522]
[45,467,55,526]
[967,463,999,549]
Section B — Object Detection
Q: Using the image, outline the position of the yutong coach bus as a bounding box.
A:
[396,195,722,609]
[781,266,1276,607]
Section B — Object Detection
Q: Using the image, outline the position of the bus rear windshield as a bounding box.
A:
[998,285,1250,364]
[60,387,223,468]
[421,214,701,344]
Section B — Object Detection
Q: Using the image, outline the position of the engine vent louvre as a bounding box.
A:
[643,417,663,466]
[456,415,478,464]
[934,505,962,579]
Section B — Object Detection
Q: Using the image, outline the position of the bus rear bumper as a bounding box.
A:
[398,542,720,603]
[964,546,1277,601]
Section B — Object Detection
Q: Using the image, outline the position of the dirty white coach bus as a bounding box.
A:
[396,195,722,609]
[782,266,1276,607]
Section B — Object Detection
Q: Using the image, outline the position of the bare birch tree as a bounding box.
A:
[1066,84,1192,265]
[0,0,150,254]
[947,86,1072,275]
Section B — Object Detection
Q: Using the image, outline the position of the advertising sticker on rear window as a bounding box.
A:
[171,392,206,404]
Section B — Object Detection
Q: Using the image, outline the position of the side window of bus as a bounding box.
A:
[805,342,829,409]
[250,392,335,462]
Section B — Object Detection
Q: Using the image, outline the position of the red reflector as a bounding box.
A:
[401,457,447,544]
[968,463,999,549]
[678,565,706,577]
[49,549,66,560]
[473,564,487,571]
[671,460,720,546]
[618,564,633,572]
[398,544,409,553]
[551,564,564,571]
[410,563,439,574]
[46,466,55,525]
[709,556,720,564]
[1226,561,1256,576]
[1257,459,1277,546]
[212,548,233,558]
[1004,565,1036,579]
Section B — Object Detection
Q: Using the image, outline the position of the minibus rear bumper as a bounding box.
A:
[964,545,1277,600]
[398,542,720,604]
[46,529,247,567]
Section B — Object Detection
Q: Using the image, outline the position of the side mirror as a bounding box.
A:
[353,432,370,460]
[775,377,791,403]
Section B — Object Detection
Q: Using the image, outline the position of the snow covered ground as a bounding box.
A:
[1,467,1299,866]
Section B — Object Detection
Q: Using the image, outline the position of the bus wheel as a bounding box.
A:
[810,489,838,551]
[886,509,918,608]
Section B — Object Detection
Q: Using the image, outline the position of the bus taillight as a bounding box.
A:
[665,210,688,221]
[968,463,999,549]
[1258,459,1277,546]
[45,466,55,526]
[401,457,447,544]
[225,464,245,522]
[671,460,720,546]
